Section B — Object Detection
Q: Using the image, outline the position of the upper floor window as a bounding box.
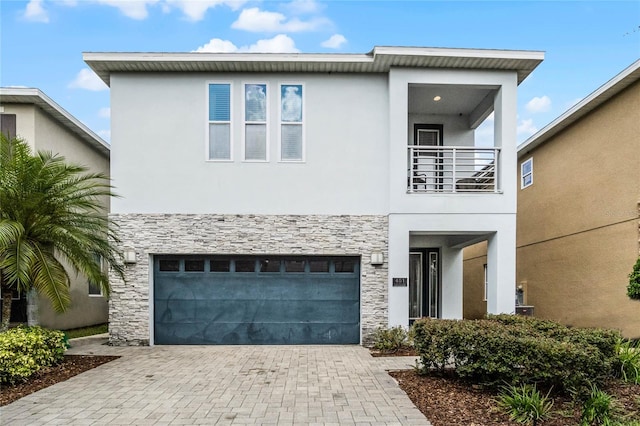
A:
[280,84,304,161]
[244,83,268,161]
[521,157,533,189]
[208,83,232,161]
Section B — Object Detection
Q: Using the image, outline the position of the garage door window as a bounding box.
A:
[259,259,281,272]
[334,260,355,273]
[159,259,180,272]
[309,260,329,273]
[210,259,230,272]
[285,260,305,272]
[235,260,255,272]
[185,259,205,272]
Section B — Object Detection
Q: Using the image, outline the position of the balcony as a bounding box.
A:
[407,146,500,193]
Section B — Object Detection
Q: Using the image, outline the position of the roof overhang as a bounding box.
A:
[84,46,544,87]
[0,87,110,157]
[518,59,640,156]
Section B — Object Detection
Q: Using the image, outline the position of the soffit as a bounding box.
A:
[84,46,544,87]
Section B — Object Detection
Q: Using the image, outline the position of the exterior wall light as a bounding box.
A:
[433,95,442,101]
[123,249,137,265]
[370,252,384,266]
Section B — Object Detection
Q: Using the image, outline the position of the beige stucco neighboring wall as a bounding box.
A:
[1,102,110,330]
[516,80,640,338]
[462,241,487,319]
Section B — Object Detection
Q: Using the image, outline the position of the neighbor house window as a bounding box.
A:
[244,83,268,161]
[279,84,304,161]
[88,255,105,296]
[208,83,232,161]
[521,157,533,188]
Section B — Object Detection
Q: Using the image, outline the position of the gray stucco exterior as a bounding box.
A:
[109,214,388,345]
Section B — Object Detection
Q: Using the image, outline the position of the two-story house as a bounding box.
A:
[0,87,111,330]
[84,46,544,345]
[464,60,640,339]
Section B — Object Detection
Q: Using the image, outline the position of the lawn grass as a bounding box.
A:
[63,323,108,339]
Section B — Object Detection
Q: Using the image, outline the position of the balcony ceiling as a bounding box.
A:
[408,84,495,116]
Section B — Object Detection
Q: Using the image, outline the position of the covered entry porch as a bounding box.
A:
[387,214,516,327]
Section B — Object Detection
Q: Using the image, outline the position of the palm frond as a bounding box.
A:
[30,244,71,313]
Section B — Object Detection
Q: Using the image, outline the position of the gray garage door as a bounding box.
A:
[154,256,360,345]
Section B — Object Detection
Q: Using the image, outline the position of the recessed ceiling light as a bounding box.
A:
[433,95,442,101]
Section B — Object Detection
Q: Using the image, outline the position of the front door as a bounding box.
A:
[411,124,443,191]
[409,249,440,323]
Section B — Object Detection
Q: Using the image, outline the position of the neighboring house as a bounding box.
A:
[84,46,544,345]
[0,87,111,330]
[463,60,640,339]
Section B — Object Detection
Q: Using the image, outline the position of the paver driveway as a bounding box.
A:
[2,343,431,425]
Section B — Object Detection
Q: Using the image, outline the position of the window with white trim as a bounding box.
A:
[208,83,232,161]
[280,84,304,161]
[521,157,533,188]
[244,83,268,161]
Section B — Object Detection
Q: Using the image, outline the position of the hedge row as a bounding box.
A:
[412,315,620,392]
[0,326,67,384]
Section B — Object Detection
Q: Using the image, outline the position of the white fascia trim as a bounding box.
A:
[372,46,545,60]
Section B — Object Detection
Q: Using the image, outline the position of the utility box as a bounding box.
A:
[516,305,534,316]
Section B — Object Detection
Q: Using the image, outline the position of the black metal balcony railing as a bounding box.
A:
[407,146,500,193]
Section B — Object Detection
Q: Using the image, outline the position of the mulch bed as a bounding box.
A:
[389,369,640,426]
[1,355,120,406]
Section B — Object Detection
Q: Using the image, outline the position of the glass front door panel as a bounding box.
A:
[409,253,423,320]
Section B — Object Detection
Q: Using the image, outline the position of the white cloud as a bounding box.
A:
[517,119,538,136]
[164,0,247,21]
[525,95,551,113]
[194,35,299,53]
[194,38,239,53]
[321,34,347,49]
[68,68,108,91]
[96,0,160,20]
[244,34,298,52]
[24,0,49,23]
[232,7,329,32]
[98,107,111,118]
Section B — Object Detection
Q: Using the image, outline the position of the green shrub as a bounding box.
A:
[616,339,640,384]
[412,316,620,392]
[581,385,619,425]
[497,384,553,425]
[372,326,409,352]
[628,258,640,300]
[0,326,66,384]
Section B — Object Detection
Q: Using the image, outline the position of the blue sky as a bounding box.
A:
[1,0,639,144]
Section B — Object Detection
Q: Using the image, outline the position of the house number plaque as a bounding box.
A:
[392,278,408,287]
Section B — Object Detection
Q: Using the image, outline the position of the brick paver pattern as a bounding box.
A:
[2,343,431,425]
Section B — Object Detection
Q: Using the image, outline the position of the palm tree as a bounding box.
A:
[0,134,124,331]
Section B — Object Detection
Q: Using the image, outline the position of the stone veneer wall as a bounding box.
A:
[108,214,389,346]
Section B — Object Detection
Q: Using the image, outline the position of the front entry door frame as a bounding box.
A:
[409,248,441,323]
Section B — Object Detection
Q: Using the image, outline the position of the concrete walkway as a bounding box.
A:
[2,343,431,425]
